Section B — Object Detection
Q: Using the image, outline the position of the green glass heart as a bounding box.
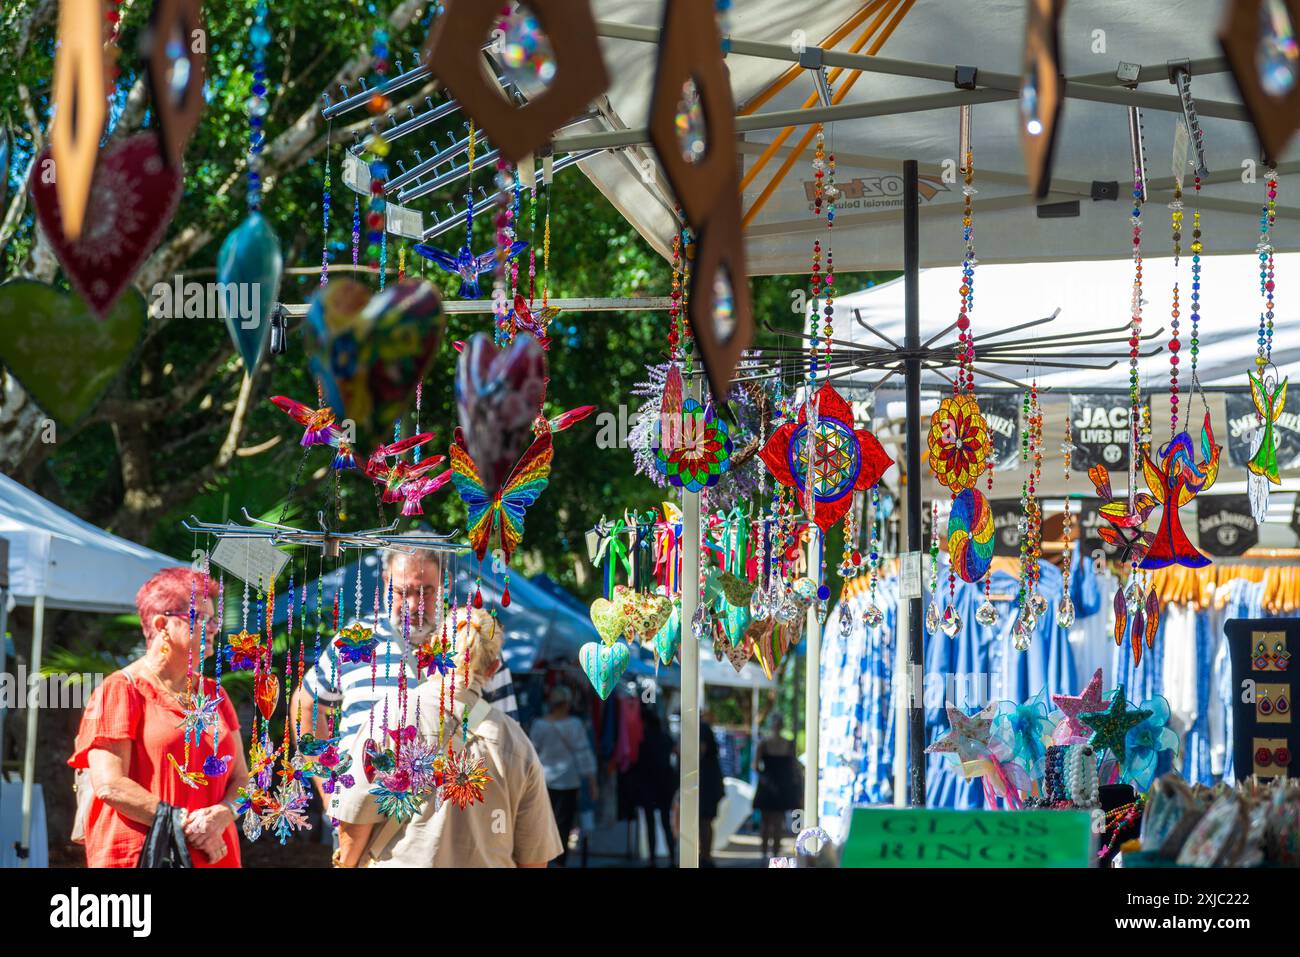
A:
[0,280,145,424]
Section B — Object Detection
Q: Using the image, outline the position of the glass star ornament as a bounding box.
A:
[261,782,312,845]
[758,382,893,533]
[1078,684,1153,765]
[441,747,493,810]
[371,770,424,821]
[176,687,223,743]
[1051,667,1109,743]
[926,704,995,764]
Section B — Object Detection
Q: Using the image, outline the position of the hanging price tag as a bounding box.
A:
[342,150,369,194]
[211,536,289,586]
[899,551,922,599]
[1172,117,1190,188]
[385,202,424,240]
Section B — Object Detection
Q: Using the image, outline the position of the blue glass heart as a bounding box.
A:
[579,641,630,700]
[217,211,283,376]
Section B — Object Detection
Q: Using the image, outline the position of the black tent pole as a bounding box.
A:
[903,159,926,807]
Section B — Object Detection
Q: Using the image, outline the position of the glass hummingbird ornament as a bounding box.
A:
[413,194,527,298]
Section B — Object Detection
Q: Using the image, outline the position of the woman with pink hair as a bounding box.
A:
[68,567,249,867]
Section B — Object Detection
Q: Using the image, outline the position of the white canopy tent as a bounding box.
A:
[570,0,1299,272]
[0,472,180,866]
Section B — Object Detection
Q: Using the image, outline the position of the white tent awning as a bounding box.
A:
[0,473,181,614]
[575,0,1291,273]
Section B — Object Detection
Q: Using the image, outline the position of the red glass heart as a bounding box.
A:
[30,132,181,319]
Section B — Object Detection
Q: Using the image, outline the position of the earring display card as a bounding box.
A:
[1226,618,1297,782]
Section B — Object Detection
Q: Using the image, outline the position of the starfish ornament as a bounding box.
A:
[926,704,995,764]
[1079,685,1152,765]
[1051,668,1109,742]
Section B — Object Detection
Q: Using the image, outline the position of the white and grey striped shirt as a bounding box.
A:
[302,618,416,743]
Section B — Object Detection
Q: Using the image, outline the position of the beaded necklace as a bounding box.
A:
[1058,415,1076,628]
[361,28,393,283]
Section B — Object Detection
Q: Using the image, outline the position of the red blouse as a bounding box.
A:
[69,669,242,868]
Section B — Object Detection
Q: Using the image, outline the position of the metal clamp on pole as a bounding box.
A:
[799,46,834,107]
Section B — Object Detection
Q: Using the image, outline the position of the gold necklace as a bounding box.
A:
[139,661,185,702]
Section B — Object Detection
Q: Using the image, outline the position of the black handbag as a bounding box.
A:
[136,802,193,869]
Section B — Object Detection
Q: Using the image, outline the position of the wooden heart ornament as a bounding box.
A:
[31,133,182,318]
[0,280,146,424]
[589,597,627,645]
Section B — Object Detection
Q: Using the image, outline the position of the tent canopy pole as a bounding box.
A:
[19,592,45,865]
[903,159,927,806]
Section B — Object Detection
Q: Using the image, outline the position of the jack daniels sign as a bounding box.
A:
[1195,495,1259,557]
[980,393,1022,472]
[1224,387,1300,471]
[1069,393,1149,473]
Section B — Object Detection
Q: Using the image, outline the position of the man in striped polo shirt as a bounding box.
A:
[292,548,442,801]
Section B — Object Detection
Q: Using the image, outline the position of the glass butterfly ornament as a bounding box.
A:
[1087,464,1157,565]
[449,426,552,606]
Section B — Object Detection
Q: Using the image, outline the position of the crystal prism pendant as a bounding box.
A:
[925,600,941,634]
[1124,579,1145,607]
[975,600,998,627]
[691,604,710,640]
[1056,596,1076,629]
[1029,591,1049,618]
[838,601,853,637]
[864,603,884,629]
[940,607,962,638]
[776,596,800,623]
[750,587,770,621]
[1012,615,1033,652]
